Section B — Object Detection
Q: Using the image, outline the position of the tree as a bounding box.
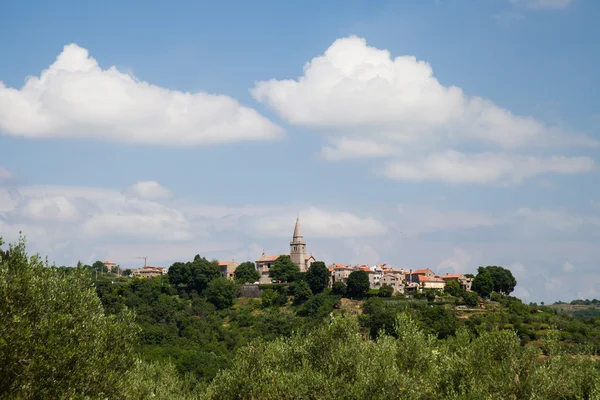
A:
[205,278,238,310]
[92,260,108,273]
[234,261,260,283]
[306,261,330,294]
[346,271,370,298]
[472,267,494,298]
[331,281,347,296]
[0,235,138,398]
[462,291,479,307]
[269,255,300,283]
[167,261,188,286]
[168,255,220,294]
[484,266,517,295]
[444,280,463,297]
[293,280,313,305]
[465,273,475,279]
[378,284,394,297]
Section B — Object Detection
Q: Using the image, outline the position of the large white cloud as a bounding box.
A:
[251,36,597,184]
[0,44,283,145]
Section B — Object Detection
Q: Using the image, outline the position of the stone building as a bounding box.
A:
[255,216,316,283]
[218,260,239,280]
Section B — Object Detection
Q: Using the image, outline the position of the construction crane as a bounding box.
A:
[135,256,147,268]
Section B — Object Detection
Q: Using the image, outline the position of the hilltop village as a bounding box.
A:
[116,216,473,295]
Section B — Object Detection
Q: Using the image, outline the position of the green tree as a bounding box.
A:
[485,265,517,295]
[462,291,479,306]
[378,284,394,298]
[472,267,494,298]
[305,261,330,294]
[167,261,188,285]
[444,280,463,297]
[465,273,475,278]
[346,271,370,298]
[331,281,347,296]
[234,261,260,283]
[269,255,299,283]
[92,259,108,273]
[293,280,313,304]
[205,277,238,310]
[189,255,221,293]
[0,235,138,398]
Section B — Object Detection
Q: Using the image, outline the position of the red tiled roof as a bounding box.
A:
[218,261,233,267]
[412,269,430,275]
[442,274,464,279]
[419,275,444,283]
[257,254,281,262]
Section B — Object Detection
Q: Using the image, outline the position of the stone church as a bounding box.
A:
[255,216,316,283]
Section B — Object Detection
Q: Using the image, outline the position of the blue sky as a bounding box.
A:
[0,0,598,302]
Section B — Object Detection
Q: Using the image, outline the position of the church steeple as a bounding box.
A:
[292,215,304,243]
[290,215,307,271]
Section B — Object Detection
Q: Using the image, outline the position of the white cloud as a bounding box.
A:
[252,36,594,152]
[0,44,283,145]
[511,0,575,9]
[251,36,596,185]
[124,181,171,200]
[20,196,80,221]
[562,262,575,272]
[380,151,595,184]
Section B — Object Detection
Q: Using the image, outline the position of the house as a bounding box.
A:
[441,273,473,291]
[380,273,405,294]
[255,254,281,283]
[131,266,167,278]
[102,260,117,273]
[417,275,446,290]
[407,268,436,284]
[218,260,239,280]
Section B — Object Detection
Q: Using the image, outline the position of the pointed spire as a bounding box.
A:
[293,215,303,240]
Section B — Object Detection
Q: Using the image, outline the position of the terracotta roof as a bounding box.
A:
[257,254,281,262]
[102,261,116,265]
[412,269,431,275]
[218,261,234,267]
[419,275,444,283]
[442,274,464,279]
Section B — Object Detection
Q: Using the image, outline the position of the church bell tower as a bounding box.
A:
[290,215,307,272]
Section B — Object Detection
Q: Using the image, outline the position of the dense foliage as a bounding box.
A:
[4,235,600,399]
[234,261,260,283]
[205,313,600,400]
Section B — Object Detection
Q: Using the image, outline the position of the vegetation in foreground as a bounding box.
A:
[2,235,600,399]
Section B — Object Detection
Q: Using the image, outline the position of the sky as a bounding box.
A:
[0,0,598,303]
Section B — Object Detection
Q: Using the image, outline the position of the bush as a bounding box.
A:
[331,281,347,296]
[297,294,340,318]
[205,278,238,310]
[261,289,287,308]
[462,291,479,307]
[293,280,313,305]
[378,284,394,298]
[346,271,370,298]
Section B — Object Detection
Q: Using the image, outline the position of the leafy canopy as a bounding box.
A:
[269,255,300,283]
[305,261,329,294]
[234,261,260,283]
[346,270,370,297]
